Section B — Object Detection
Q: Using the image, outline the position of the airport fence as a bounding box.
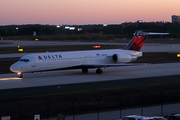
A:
[1,87,180,120]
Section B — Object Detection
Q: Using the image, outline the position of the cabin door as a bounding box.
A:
[31,57,36,67]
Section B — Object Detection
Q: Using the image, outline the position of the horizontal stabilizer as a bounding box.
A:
[135,31,169,37]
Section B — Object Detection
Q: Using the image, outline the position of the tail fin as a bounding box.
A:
[124,30,169,51]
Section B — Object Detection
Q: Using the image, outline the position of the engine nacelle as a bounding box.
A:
[112,54,137,63]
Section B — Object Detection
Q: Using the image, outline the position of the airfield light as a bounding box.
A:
[78,28,82,31]
[35,39,38,41]
[69,27,75,30]
[18,46,20,48]
[18,49,23,52]
[177,54,180,57]
[93,46,101,48]
[57,25,60,28]
[65,26,70,29]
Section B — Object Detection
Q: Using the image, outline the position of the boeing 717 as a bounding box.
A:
[10,30,169,78]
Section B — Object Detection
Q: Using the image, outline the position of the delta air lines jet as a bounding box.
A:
[10,30,169,78]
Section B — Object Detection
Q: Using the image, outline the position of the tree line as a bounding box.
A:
[0,22,180,38]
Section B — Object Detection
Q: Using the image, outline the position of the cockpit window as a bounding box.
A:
[19,59,29,62]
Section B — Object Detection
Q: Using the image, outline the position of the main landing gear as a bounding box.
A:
[18,72,23,78]
[81,68,103,74]
[96,68,103,74]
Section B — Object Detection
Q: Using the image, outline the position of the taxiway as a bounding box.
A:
[0,62,180,90]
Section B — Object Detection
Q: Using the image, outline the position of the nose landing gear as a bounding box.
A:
[18,72,23,78]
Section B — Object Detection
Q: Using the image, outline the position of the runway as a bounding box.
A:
[0,62,180,90]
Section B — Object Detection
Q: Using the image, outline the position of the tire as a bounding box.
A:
[18,74,23,78]
[96,69,102,74]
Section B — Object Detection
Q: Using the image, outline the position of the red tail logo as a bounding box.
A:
[124,30,169,51]
[124,36,146,51]
[38,56,42,60]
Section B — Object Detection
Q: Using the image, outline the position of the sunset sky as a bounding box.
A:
[0,0,180,25]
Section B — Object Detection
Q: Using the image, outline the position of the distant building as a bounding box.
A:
[137,20,143,23]
[172,15,180,23]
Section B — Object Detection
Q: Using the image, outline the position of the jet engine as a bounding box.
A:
[112,54,137,63]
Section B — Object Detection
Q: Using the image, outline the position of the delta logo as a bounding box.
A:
[38,56,42,60]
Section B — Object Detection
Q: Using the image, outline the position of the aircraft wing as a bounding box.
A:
[79,63,147,68]
[24,63,148,73]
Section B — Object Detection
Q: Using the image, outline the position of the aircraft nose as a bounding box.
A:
[10,63,20,73]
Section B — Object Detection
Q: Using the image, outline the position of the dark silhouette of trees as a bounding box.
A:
[0,23,180,38]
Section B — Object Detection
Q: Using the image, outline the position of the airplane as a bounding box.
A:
[10,30,169,78]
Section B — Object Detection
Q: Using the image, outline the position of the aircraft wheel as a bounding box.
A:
[96,68,102,74]
[18,73,23,78]
[82,68,88,73]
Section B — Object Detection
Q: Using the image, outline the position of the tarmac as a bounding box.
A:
[0,62,180,90]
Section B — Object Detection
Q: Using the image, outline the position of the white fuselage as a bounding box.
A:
[10,49,142,73]
[10,30,169,78]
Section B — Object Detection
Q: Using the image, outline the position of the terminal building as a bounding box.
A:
[172,15,180,23]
